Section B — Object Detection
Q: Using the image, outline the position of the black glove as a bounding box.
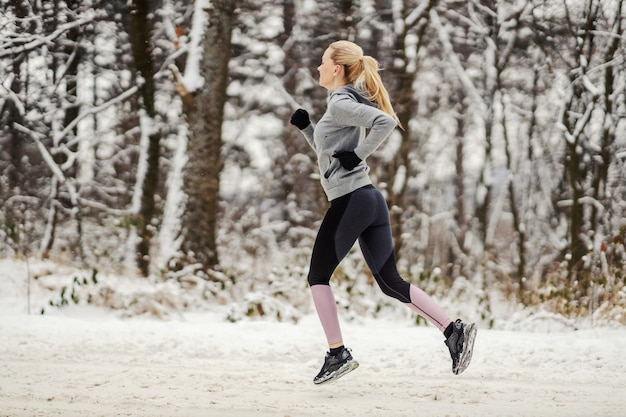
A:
[333,151,362,171]
[290,109,310,130]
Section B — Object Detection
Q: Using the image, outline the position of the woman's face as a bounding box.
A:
[317,48,342,90]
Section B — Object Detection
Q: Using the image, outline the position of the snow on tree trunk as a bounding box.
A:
[157,124,189,270]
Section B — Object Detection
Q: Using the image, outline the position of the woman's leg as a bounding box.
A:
[358,188,452,331]
[310,285,342,347]
[405,286,452,331]
[308,188,377,347]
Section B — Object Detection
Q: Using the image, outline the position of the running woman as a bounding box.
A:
[290,40,477,385]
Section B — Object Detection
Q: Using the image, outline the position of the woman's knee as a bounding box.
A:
[374,274,411,303]
[308,273,330,287]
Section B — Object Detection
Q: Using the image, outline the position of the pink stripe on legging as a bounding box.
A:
[310,284,343,347]
[404,285,452,332]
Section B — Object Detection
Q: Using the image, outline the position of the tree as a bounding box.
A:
[0,1,102,259]
[179,0,238,272]
[555,0,625,275]
[129,0,163,276]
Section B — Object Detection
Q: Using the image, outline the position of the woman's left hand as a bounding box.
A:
[332,151,361,170]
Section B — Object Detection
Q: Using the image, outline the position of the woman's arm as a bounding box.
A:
[301,124,316,151]
[328,94,396,159]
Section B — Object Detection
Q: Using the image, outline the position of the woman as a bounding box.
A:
[290,40,477,385]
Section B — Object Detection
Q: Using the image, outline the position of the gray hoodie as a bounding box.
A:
[300,85,397,201]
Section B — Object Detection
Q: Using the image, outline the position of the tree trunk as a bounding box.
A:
[181,0,237,271]
[130,0,161,276]
[591,0,622,234]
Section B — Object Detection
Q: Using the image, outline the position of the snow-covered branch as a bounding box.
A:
[405,1,432,29]
[557,196,606,213]
[59,86,139,149]
[12,123,81,209]
[0,10,101,59]
[556,90,596,145]
[0,74,25,116]
[430,9,488,115]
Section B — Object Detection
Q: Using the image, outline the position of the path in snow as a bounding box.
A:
[1,310,625,417]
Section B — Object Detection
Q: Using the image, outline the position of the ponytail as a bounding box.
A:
[329,41,401,127]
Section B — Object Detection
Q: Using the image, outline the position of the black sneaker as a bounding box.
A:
[313,347,359,384]
[444,319,477,375]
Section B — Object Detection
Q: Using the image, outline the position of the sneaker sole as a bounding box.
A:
[454,323,477,375]
[313,360,359,385]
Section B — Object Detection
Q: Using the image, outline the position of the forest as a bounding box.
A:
[1,0,625,325]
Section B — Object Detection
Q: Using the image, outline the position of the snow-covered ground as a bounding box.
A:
[1,258,625,417]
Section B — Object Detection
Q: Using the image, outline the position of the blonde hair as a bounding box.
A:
[329,40,400,127]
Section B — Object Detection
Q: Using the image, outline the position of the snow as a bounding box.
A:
[180,0,209,93]
[2,258,626,417]
[156,124,188,271]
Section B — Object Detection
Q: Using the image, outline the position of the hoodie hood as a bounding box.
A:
[333,85,378,108]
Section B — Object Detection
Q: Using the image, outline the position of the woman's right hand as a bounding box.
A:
[290,109,310,130]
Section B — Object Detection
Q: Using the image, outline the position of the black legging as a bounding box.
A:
[307,185,411,303]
